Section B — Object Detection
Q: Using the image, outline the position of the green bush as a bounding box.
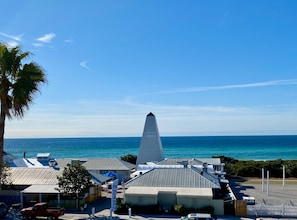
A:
[173,204,214,215]
[213,156,297,178]
[116,199,160,215]
[120,154,137,164]
[173,204,187,215]
[115,198,129,214]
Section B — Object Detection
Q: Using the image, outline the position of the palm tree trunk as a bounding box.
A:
[0,103,6,168]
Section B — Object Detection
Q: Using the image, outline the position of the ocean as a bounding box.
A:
[4,135,297,161]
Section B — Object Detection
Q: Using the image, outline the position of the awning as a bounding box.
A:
[104,171,117,178]
[21,185,60,194]
[89,171,111,184]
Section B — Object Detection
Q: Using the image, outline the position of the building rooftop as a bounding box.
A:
[158,158,222,166]
[9,167,62,185]
[126,167,220,188]
[83,158,135,171]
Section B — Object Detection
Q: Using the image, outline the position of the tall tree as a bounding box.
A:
[56,161,93,195]
[0,43,47,167]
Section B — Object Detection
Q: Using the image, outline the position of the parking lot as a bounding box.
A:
[230,178,297,206]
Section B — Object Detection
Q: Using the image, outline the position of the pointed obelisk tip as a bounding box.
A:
[147,112,154,117]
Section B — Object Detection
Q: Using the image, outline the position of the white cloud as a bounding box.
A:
[5,98,297,138]
[64,39,73,43]
[80,60,91,71]
[0,32,24,41]
[32,42,44,47]
[37,33,56,43]
[156,79,297,94]
[6,41,19,48]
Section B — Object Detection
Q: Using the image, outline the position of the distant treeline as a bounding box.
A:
[120,154,297,178]
[214,156,297,178]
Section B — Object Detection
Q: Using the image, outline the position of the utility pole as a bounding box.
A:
[267,170,269,196]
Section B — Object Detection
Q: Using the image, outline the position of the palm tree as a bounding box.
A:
[0,43,47,167]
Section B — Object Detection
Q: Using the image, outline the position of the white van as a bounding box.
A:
[243,196,256,205]
[181,213,214,220]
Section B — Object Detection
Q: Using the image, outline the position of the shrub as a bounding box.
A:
[115,199,160,215]
[173,204,214,215]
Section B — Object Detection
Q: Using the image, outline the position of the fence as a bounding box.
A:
[247,204,297,218]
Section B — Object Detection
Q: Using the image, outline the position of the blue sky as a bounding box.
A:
[1,1,297,138]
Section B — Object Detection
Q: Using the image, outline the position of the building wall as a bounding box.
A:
[125,194,157,206]
[125,193,224,215]
[177,196,212,210]
[177,196,224,215]
[212,199,224,215]
[117,170,131,182]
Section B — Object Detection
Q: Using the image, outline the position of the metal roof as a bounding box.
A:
[158,158,222,166]
[83,158,135,171]
[126,167,220,189]
[54,158,88,169]
[9,168,62,185]
[88,171,111,184]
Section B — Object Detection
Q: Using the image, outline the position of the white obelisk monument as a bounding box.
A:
[136,112,164,166]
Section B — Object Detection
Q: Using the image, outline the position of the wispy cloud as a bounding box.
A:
[0,32,24,41]
[156,79,297,94]
[0,32,24,48]
[6,98,297,138]
[37,33,56,43]
[64,38,73,43]
[6,41,19,48]
[80,60,91,71]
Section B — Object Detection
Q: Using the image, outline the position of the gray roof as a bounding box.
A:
[126,167,220,189]
[9,167,110,186]
[158,158,222,166]
[83,158,136,171]
[9,168,62,185]
[55,158,88,169]
[88,171,111,184]
[8,158,134,187]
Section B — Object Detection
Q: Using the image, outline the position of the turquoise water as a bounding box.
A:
[4,135,297,160]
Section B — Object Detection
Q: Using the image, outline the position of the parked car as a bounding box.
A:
[20,202,65,220]
[0,202,8,218]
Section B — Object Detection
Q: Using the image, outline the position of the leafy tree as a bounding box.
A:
[120,154,137,164]
[213,155,238,176]
[57,161,93,195]
[284,160,297,177]
[215,156,297,178]
[0,164,11,189]
[0,43,47,167]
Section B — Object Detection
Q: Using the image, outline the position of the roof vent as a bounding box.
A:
[49,159,57,167]
[178,161,189,168]
[203,163,208,172]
